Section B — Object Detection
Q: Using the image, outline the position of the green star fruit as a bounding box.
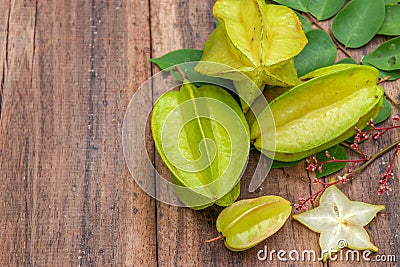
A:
[251,65,384,162]
[216,195,292,251]
[151,82,250,209]
[195,0,308,112]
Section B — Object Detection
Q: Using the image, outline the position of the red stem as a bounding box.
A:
[378,76,391,84]
[386,144,400,178]
[205,235,224,243]
[323,159,367,164]
[371,125,400,131]
[296,180,342,210]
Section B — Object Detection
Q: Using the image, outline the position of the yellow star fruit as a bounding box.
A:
[195,0,307,112]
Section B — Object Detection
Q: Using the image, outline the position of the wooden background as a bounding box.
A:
[0,0,399,266]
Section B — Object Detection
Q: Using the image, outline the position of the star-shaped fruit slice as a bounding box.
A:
[293,185,384,261]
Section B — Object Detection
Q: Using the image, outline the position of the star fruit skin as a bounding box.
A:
[216,195,292,251]
[251,65,385,162]
[293,185,385,261]
[246,64,360,127]
[151,82,249,209]
[195,0,307,111]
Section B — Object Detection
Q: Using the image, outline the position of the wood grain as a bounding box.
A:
[0,0,399,266]
[0,0,156,266]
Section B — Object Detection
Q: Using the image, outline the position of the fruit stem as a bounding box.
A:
[302,13,354,59]
[175,65,188,80]
[205,234,224,243]
[378,76,391,84]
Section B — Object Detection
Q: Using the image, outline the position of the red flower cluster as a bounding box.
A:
[296,115,400,210]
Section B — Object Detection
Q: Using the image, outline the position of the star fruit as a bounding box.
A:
[195,0,307,112]
[246,63,358,128]
[151,81,250,209]
[293,185,385,261]
[216,195,292,251]
[250,65,384,162]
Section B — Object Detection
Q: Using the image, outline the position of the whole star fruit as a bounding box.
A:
[251,65,384,162]
[195,0,307,112]
[215,195,292,251]
[245,64,363,135]
[151,81,250,209]
[245,85,292,128]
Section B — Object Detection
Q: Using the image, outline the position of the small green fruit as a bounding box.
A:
[216,196,292,251]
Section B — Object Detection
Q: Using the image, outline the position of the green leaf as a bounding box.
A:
[308,0,346,20]
[384,0,399,4]
[150,49,232,86]
[378,68,400,80]
[271,159,302,169]
[332,0,385,48]
[374,97,392,124]
[336,58,357,64]
[274,0,346,19]
[315,145,347,178]
[363,62,400,81]
[149,49,203,70]
[295,30,337,76]
[272,0,310,12]
[378,5,400,36]
[362,36,400,71]
[295,11,312,33]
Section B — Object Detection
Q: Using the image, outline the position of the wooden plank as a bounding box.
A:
[125,0,158,266]
[0,0,156,266]
[0,1,39,265]
[0,0,10,117]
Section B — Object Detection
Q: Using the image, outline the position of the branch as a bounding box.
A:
[352,139,400,176]
[340,142,363,157]
[385,92,400,110]
[303,13,355,59]
[175,65,188,80]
